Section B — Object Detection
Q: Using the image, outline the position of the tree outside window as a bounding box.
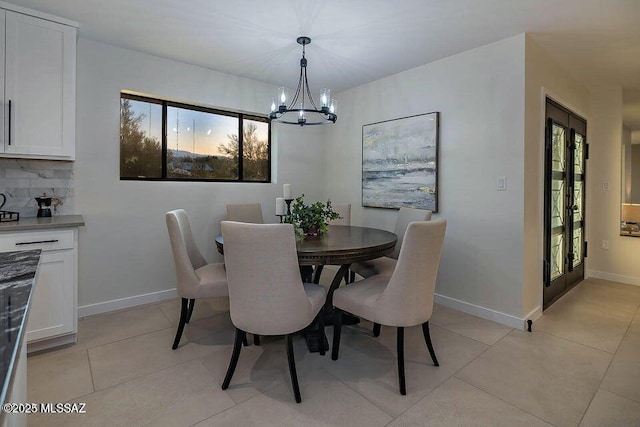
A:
[119,94,271,182]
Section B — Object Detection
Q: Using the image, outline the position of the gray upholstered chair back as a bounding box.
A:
[221,221,313,335]
[390,207,432,259]
[376,219,446,326]
[166,209,207,297]
[328,203,351,226]
[226,203,264,224]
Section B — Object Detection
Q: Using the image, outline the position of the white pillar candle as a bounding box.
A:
[283,184,292,199]
[276,198,286,216]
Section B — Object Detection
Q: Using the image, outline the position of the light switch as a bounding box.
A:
[497,176,507,191]
[603,182,609,191]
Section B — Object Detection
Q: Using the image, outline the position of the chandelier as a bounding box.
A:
[269,36,337,126]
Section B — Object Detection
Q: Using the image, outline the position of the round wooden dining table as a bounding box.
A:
[215,225,397,352]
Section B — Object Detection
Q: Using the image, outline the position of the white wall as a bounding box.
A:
[523,36,590,316]
[587,87,640,284]
[324,35,527,322]
[72,34,638,319]
[75,39,326,308]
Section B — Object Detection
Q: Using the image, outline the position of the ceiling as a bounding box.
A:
[7,0,640,94]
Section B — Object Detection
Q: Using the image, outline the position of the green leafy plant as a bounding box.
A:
[285,194,340,237]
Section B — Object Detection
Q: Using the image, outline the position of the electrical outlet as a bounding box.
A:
[497,176,506,191]
[602,240,609,250]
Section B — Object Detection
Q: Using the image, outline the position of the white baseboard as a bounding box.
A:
[434,293,536,330]
[78,288,178,318]
[27,334,77,354]
[523,305,543,324]
[585,270,640,287]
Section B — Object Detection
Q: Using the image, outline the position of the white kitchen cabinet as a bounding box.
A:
[0,5,77,160]
[0,229,78,351]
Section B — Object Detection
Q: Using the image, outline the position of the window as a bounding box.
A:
[120,93,271,182]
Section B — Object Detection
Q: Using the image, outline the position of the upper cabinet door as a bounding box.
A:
[4,11,76,159]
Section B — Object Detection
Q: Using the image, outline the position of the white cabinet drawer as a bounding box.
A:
[0,229,74,252]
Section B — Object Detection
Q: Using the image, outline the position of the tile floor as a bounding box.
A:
[26,277,640,426]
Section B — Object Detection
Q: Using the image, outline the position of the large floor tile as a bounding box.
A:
[88,328,221,390]
[195,367,392,427]
[456,329,612,427]
[534,279,640,353]
[322,323,489,417]
[182,311,236,344]
[157,297,229,325]
[580,388,640,426]
[199,336,291,404]
[27,349,93,402]
[566,279,640,305]
[430,304,512,345]
[600,311,640,403]
[73,305,172,352]
[28,359,235,427]
[388,377,552,427]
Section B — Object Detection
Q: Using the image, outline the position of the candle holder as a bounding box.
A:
[285,199,294,216]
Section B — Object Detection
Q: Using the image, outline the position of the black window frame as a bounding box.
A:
[120,93,272,183]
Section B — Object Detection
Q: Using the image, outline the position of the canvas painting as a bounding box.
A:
[362,112,438,211]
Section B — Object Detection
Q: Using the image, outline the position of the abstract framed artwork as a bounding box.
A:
[362,112,439,212]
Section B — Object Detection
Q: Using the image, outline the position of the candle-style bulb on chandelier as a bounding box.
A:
[269,36,337,126]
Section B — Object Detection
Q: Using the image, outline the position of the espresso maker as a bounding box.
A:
[35,194,52,217]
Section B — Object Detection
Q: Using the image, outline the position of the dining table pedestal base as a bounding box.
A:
[303,264,360,353]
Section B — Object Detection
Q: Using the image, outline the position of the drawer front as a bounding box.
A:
[0,229,74,252]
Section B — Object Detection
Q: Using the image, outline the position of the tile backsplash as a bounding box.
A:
[0,159,74,218]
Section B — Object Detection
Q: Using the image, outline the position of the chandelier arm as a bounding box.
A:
[289,66,304,110]
[303,68,319,110]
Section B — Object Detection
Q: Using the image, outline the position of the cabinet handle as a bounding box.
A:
[15,239,59,246]
[7,100,11,145]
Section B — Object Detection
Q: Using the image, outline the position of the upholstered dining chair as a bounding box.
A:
[166,209,229,350]
[331,219,447,395]
[349,207,432,335]
[226,203,264,224]
[220,221,328,403]
[350,207,432,279]
[328,203,351,226]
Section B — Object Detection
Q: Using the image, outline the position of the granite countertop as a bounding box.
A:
[0,250,40,406]
[0,214,84,232]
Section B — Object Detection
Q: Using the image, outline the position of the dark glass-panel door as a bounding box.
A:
[544,99,587,309]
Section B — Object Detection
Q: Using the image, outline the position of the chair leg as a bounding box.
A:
[286,334,302,403]
[171,298,189,350]
[312,265,324,284]
[397,327,406,395]
[186,299,195,323]
[331,309,343,360]
[373,323,381,337]
[422,321,439,366]
[318,310,326,356]
[254,334,260,346]
[349,270,355,284]
[222,328,245,390]
[242,333,249,346]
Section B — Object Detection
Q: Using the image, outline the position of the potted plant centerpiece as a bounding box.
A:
[286,195,340,237]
